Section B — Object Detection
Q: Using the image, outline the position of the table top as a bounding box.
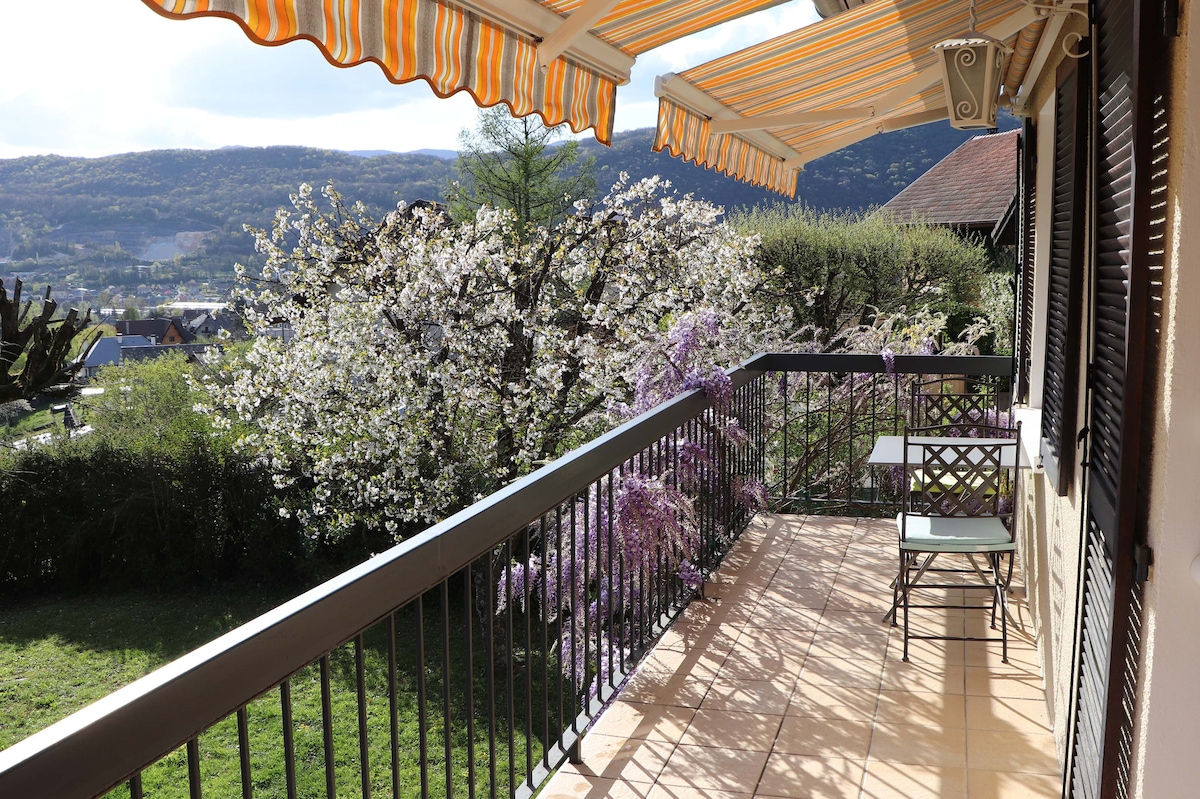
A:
[867,435,1025,468]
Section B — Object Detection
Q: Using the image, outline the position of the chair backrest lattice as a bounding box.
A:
[902,423,1021,527]
[909,378,1007,434]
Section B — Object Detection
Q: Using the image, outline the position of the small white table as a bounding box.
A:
[867,435,1025,469]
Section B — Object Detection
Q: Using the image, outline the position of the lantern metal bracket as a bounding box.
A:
[1020,0,1088,22]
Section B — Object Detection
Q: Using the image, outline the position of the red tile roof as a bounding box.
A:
[882,130,1019,228]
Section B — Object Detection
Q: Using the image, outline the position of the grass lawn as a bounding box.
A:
[0,584,560,799]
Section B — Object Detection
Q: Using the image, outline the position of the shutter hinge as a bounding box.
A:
[1077,425,1090,468]
[1134,542,1155,583]
[1164,0,1180,37]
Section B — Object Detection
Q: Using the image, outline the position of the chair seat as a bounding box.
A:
[896,513,1015,552]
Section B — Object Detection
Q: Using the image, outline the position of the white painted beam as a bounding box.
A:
[709,107,875,134]
[536,0,623,69]
[464,0,634,83]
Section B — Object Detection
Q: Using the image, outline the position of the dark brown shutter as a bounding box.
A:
[1040,59,1088,497]
[1016,119,1037,403]
[1066,0,1166,796]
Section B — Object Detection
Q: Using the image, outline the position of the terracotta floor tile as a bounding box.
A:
[638,647,725,679]
[879,662,965,694]
[759,586,831,609]
[679,709,784,752]
[774,716,874,759]
[965,696,1052,734]
[965,730,1059,775]
[646,785,751,799]
[589,700,695,741]
[966,769,1061,798]
[620,673,713,708]
[538,773,654,799]
[860,761,967,799]
[885,634,967,667]
[797,656,884,689]
[817,610,893,637]
[963,641,1041,669]
[564,733,674,783]
[788,682,880,721]
[807,631,892,661]
[700,678,795,714]
[656,621,739,654]
[720,646,807,682]
[868,723,968,768]
[874,689,966,729]
[743,602,823,631]
[769,571,838,591]
[757,753,866,799]
[964,668,1047,701]
[655,744,770,793]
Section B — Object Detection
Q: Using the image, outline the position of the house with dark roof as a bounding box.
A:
[114,317,195,345]
[880,129,1019,246]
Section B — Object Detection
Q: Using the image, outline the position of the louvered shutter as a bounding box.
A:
[1016,120,1037,403]
[1066,0,1166,796]
[1040,60,1088,497]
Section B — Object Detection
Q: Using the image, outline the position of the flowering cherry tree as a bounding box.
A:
[197,176,784,542]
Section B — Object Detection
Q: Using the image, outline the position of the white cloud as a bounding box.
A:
[0,0,821,158]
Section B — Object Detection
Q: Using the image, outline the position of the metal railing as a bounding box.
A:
[0,352,1009,799]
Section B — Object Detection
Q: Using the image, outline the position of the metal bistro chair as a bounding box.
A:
[894,423,1022,663]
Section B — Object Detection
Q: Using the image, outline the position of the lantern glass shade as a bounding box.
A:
[931,35,1011,130]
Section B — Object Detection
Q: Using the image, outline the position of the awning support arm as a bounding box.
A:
[536,0,623,69]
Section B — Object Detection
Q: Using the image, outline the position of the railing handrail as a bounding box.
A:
[0,351,1012,798]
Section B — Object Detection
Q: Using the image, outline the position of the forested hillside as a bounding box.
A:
[0,117,1014,307]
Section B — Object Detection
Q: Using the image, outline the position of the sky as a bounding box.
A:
[0,1,820,160]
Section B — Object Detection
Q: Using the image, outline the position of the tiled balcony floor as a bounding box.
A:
[541,514,1060,799]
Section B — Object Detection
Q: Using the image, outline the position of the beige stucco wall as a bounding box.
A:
[1129,5,1200,796]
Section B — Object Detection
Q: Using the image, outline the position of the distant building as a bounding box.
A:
[880,130,1019,247]
[114,317,195,345]
[81,335,153,378]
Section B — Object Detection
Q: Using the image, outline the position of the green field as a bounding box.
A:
[0,586,557,799]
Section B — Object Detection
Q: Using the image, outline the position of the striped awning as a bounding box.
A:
[140,0,788,145]
[653,0,1046,197]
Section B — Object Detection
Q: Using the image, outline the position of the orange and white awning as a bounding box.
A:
[653,0,1046,197]
[141,0,788,145]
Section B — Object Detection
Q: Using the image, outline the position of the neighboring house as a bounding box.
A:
[81,336,209,378]
[880,129,1019,246]
[80,335,153,379]
[114,317,195,345]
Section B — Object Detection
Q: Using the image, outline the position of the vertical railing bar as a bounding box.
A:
[441,581,454,799]
[129,772,144,799]
[581,486,591,729]
[805,370,812,513]
[610,468,620,689]
[464,567,477,799]
[486,556,498,799]
[593,477,603,703]
[540,514,550,773]
[555,504,565,741]
[355,635,371,799]
[281,680,297,799]
[848,370,855,509]
[187,737,202,799]
[319,656,336,799]
[569,498,580,736]
[388,614,401,799]
[237,706,253,799]
[522,527,533,787]
[417,595,429,799]
[505,541,515,799]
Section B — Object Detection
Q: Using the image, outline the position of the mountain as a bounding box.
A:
[0,117,1015,304]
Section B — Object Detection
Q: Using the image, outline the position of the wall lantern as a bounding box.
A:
[931,0,1012,130]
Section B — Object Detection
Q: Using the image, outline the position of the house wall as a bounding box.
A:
[1130,6,1200,796]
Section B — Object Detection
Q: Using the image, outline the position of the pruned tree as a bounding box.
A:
[0,279,95,402]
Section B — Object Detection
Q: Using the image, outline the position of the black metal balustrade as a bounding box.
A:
[0,352,1009,799]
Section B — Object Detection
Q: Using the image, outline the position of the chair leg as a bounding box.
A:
[901,551,912,662]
